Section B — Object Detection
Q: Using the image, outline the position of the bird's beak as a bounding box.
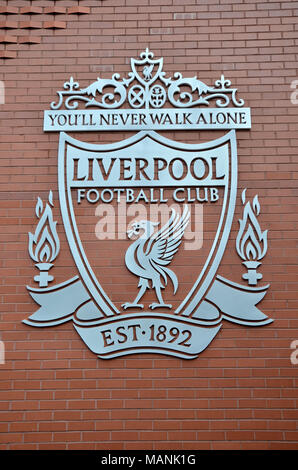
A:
[127,228,134,239]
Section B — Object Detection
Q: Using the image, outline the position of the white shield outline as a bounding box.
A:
[130,55,163,88]
[58,130,237,319]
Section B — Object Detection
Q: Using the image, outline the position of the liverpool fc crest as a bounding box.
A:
[24,49,272,360]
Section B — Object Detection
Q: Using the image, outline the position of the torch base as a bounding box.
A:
[34,263,54,287]
[242,261,262,286]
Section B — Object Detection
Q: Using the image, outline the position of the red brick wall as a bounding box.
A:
[0,0,297,450]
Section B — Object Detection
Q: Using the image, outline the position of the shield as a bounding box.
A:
[130,51,163,88]
[25,129,272,359]
[54,130,237,357]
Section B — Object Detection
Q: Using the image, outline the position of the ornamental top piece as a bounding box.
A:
[50,48,245,111]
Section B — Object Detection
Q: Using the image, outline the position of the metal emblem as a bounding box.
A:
[44,48,251,132]
[24,49,272,360]
[130,48,163,89]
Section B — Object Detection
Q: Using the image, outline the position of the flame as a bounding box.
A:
[236,190,268,261]
[28,194,60,263]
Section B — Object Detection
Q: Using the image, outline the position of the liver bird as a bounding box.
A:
[142,64,154,81]
[122,206,190,310]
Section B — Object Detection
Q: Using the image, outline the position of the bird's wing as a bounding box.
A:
[145,205,190,267]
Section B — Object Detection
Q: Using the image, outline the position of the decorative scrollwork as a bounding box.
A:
[213,74,244,107]
[79,75,127,109]
[63,76,80,91]
[49,50,246,110]
[64,95,93,110]
[167,73,212,108]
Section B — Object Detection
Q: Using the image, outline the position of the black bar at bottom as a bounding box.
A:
[0,450,295,466]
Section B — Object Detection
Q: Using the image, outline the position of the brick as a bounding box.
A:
[44,7,67,15]
[19,21,43,30]
[18,37,41,45]
[0,0,297,451]
[0,6,18,15]
[68,7,91,15]
[20,7,43,15]
[0,21,18,29]
[43,21,66,29]
[0,35,17,44]
[53,432,82,442]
